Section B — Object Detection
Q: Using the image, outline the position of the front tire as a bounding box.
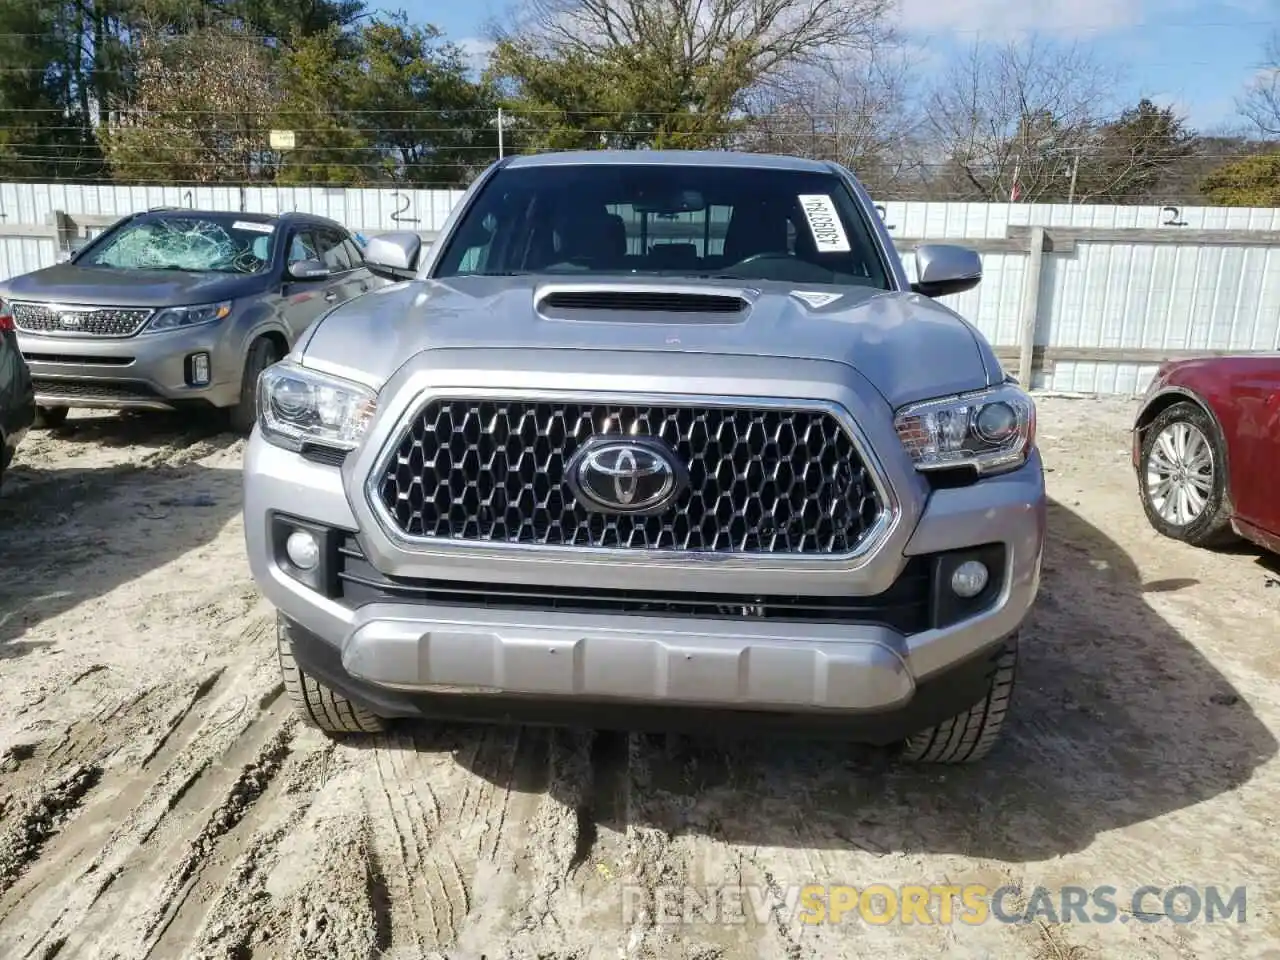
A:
[900,635,1018,764]
[277,615,386,736]
[1137,401,1234,548]
[33,405,69,429]
[229,337,281,435]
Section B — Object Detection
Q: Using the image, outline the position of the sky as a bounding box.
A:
[366,0,1278,133]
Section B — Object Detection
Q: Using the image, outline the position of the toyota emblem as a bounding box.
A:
[566,436,687,515]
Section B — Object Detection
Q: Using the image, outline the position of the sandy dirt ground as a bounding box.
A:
[1,396,1278,960]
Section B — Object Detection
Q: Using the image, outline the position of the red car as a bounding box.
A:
[1132,356,1280,555]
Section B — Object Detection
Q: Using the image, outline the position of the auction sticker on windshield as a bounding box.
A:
[234,221,275,233]
[797,195,851,253]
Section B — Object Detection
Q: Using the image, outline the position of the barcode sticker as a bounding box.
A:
[797,195,850,252]
[234,220,275,233]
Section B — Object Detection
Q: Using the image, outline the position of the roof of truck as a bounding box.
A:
[504,150,837,173]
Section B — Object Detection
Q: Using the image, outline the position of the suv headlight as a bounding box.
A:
[257,361,377,453]
[145,300,232,332]
[894,383,1035,475]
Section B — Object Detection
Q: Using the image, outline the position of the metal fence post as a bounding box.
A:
[1017,226,1046,387]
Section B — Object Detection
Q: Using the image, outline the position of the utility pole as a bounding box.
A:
[497,107,504,159]
[1067,150,1081,204]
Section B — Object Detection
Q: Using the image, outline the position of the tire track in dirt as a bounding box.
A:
[616,733,721,959]
[513,727,593,929]
[130,722,297,956]
[0,667,229,911]
[173,740,341,960]
[391,724,467,944]
[0,648,286,959]
[361,723,498,952]
[0,764,103,899]
[194,748,393,960]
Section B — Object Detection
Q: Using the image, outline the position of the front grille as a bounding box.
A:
[336,535,930,631]
[374,398,885,555]
[12,301,152,338]
[32,378,158,402]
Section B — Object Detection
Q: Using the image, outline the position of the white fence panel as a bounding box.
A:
[0,236,57,284]
[1,182,1278,396]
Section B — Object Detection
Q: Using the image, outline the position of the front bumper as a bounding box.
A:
[17,326,242,410]
[245,429,1046,727]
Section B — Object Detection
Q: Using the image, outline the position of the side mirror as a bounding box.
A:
[364,231,423,281]
[57,242,88,264]
[288,259,331,281]
[910,244,982,298]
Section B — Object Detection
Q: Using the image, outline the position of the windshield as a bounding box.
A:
[81,215,277,274]
[432,163,891,289]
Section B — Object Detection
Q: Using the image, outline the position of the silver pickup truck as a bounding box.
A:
[243,150,1046,764]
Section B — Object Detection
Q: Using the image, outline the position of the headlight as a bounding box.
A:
[145,300,232,333]
[894,383,1035,475]
[257,361,377,452]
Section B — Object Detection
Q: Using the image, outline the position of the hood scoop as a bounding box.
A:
[536,284,749,320]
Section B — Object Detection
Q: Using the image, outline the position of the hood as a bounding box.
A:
[300,275,994,409]
[0,263,268,307]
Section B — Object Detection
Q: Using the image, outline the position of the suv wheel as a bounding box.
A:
[229,337,281,434]
[277,614,386,736]
[33,405,69,429]
[1137,401,1234,548]
[899,635,1018,764]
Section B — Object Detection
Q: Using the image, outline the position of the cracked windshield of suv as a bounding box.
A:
[433,164,892,289]
[81,213,277,274]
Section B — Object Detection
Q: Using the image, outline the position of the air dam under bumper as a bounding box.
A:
[280,614,1014,742]
[245,429,1046,737]
[346,610,916,708]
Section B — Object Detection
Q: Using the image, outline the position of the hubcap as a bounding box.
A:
[1146,421,1214,526]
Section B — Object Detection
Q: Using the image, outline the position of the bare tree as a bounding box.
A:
[925,37,1121,202]
[101,28,279,183]
[1240,31,1280,137]
[738,47,931,198]
[501,0,896,99]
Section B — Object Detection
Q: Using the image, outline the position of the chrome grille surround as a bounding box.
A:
[364,389,898,565]
[11,301,154,338]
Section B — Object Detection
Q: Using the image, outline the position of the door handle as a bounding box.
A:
[324,291,338,302]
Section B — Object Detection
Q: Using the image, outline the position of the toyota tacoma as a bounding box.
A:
[243,150,1046,764]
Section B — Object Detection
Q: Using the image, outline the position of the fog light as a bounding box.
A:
[285,529,320,570]
[190,352,211,386]
[950,560,989,598]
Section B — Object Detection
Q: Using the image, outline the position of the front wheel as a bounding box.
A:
[277,614,386,736]
[1137,401,1234,548]
[899,635,1018,764]
[228,337,281,435]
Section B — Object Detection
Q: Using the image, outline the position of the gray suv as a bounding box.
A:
[3,208,375,431]
[244,151,1047,764]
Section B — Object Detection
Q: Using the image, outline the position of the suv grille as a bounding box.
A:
[374,399,885,555]
[32,378,159,402]
[11,302,152,337]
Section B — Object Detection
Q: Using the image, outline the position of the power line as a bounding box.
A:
[0,142,1271,161]
[0,17,1275,39]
